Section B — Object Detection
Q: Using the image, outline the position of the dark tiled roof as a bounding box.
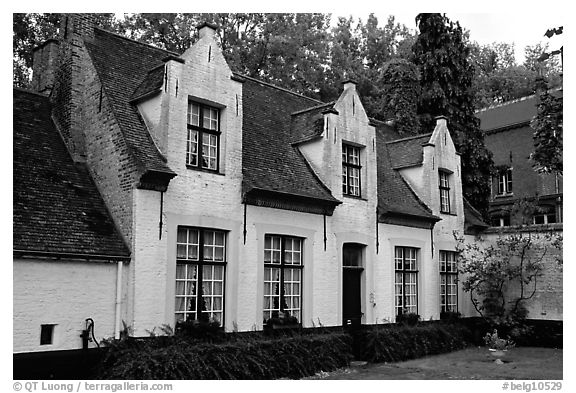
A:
[376,126,438,222]
[131,64,165,102]
[13,88,130,258]
[386,133,432,169]
[370,118,402,141]
[241,76,340,206]
[477,89,563,132]
[291,102,336,143]
[85,28,176,176]
[464,198,489,229]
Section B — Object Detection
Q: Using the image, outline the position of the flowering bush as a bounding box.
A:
[483,329,515,351]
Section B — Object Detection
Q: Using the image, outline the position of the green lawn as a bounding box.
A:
[306,347,563,380]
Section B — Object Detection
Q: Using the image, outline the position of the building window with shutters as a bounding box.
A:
[175,227,226,325]
[186,101,220,171]
[263,235,303,324]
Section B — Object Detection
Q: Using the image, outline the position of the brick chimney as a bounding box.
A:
[31,39,60,95]
[51,13,97,162]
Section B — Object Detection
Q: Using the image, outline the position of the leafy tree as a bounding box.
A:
[411,13,494,215]
[468,41,540,108]
[368,58,420,135]
[531,84,563,174]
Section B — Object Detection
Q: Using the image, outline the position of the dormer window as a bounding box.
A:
[187,101,220,171]
[342,144,361,197]
[439,170,451,214]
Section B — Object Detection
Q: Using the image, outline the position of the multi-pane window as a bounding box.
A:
[533,205,557,225]
[342,144,361,197]
[394,247,418,315]
[439,171,451,213]
[263,235,303,323]
[440,251,458,313]
[490,214,510,227]
[497,168,513,195]
[186,102,220,171]
[175,227,226,324]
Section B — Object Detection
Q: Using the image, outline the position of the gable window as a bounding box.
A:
[263,235,303,324]
[342,144,361,197]
[186,102,220,171]
[175,227,226,325]
[394,247,418,316]
[497,168,513,195]
[440,251,458,313]
[439,171,451,213]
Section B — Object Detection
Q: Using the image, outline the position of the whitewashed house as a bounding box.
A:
[13,14,481,353]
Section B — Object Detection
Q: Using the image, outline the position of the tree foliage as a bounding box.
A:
[531,86,563,174]
[411,13,494,215]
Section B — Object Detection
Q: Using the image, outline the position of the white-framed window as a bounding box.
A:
[439,171,451,213]
[186,102,220,171]
[440,251,458,313]
[533,205,557,225]
[263,235,303,323]
[342,144,361,197]
[490,213,510,227]
[394,247,418,316]
[175,227,226,324]
[497,167,513,195]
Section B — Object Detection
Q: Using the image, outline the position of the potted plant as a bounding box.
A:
[483,329,515,360]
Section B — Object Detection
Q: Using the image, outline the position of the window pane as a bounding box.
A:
[187,129,198,166]
[188,103,200,126]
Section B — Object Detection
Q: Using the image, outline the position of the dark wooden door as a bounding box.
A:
[342,267,362,326]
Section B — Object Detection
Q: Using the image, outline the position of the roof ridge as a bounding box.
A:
[291,101,336,116]
[386,132,432,144]
[234,72,324,105]
[476,87,563,113]
[13,87,50,99]
[94,27,180,57]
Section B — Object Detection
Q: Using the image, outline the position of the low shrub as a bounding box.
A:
[357,322,471,363]
[396,312,420,326]
[97,331,352,379]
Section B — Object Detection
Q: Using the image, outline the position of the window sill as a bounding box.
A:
[343,194,367,201]
[186,165,225,176]
[440,211,458,216]
[494,193,513,199]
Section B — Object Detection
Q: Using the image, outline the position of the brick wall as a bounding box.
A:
[481,228,563,320]
[31,39,59,95]
[51,14,98,162]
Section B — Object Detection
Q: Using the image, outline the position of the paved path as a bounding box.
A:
[306,347,563,380]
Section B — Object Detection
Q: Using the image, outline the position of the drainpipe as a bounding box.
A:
[114,261,123,339]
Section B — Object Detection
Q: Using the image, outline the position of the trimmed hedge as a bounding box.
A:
[97,332,352,380]
[355,323,472,363]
